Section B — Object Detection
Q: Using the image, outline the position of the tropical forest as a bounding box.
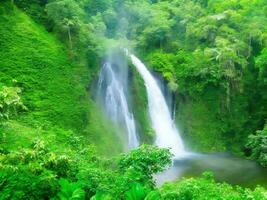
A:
[0,0,267,199]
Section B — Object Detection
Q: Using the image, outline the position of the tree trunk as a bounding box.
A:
[226,81,231,112]
[67,26,73,50]
[248,34,252,58]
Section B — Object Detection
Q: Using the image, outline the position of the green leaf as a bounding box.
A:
[125,183,147,200]
[90,192,113,200]
[144,191,161,200]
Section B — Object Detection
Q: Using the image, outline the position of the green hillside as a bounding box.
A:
[0,2,122,155]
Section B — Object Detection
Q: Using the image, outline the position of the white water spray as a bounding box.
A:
[98,62,139,149]
[129,54,185,157]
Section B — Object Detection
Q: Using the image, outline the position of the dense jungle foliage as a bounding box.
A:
[0,0,267,199]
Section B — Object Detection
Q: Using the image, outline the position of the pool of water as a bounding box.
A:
[156,153,267,188]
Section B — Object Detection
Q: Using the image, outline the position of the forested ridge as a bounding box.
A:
[0,0,267,199]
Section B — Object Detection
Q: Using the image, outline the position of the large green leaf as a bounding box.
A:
[125,182,147,200]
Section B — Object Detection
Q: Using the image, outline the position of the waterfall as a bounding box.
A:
[98,62,139,149]
[129,53,185,157]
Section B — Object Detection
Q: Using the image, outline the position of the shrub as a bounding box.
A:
[246,125,267,166]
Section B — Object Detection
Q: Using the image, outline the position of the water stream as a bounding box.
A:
[156,153,267,188]
[98,62,139,149]
[129,53,185,157]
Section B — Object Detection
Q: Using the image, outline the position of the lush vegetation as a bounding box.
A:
[1,0,267,199]
[1,139,267,199]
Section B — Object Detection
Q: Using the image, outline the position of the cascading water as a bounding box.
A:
[98,62,139,149]
[129,53,185,157]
